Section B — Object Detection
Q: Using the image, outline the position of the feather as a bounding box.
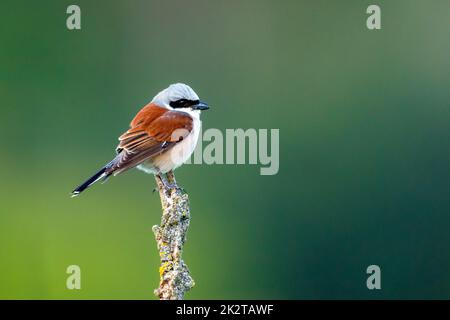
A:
[71,102,194,196]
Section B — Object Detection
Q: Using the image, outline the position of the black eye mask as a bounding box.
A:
[169,99,200,109]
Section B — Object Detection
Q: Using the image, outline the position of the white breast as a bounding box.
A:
[137,110,201,175]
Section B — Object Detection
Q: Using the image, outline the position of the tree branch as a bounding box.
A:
[152,171,194,300]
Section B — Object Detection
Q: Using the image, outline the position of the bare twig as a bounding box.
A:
[152,171,194,300]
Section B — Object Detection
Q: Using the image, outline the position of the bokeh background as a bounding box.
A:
[1,0,450,299]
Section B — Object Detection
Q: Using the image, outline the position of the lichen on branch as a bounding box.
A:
[152,171,194,300]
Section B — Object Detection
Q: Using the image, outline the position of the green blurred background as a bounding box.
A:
[1,0,450,299]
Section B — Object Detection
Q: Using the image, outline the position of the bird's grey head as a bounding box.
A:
[152,83,209,112]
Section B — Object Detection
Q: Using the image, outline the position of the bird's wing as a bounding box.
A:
[107,103,193,175]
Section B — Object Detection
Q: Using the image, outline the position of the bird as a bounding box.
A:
[71,83,209,197]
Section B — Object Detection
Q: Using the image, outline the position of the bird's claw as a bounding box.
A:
[174,186,187,193]
[165,183,186,193]
[155,173,186,193]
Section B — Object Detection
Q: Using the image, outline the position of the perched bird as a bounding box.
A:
[71,83,209,197]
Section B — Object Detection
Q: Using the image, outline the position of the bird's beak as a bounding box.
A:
[193,101,209,111]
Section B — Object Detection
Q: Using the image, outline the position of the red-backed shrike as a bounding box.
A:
[72,83,209,197]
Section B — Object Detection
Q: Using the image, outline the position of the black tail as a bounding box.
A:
[71,167,109,197]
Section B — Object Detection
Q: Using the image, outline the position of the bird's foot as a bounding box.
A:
[155,173,186,193]
[162,182,186,193]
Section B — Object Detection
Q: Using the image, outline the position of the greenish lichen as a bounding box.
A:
[152,171,194,300]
